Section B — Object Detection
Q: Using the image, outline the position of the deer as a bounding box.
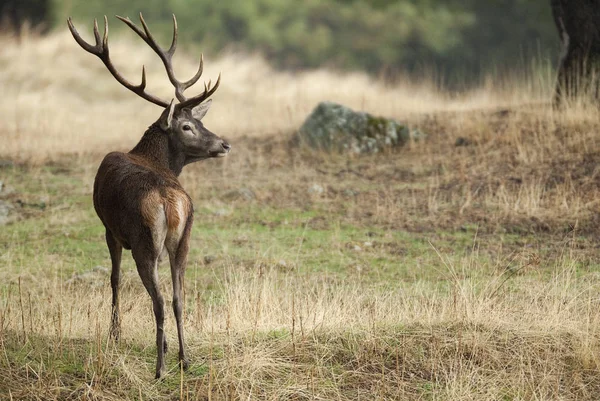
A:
[67,14,231,379]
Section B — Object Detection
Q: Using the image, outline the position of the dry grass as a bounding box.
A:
[1,31,600,400]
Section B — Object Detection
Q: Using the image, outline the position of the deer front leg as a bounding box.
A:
[106,230,123,341]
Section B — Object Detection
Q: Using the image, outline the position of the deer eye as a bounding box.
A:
[182,124,192,131]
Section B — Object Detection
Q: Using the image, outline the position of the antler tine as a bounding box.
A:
[141,14,205,96]
[67,17,98,54]
[115,14,168,67]
[117,13,209,103]
[101,16,109,49]
[168,14,178,56]
[176,72,221,111]
[92,18,102,46]
[139,13,168,56]
[140,66,147,89]
[183,54,204,91]
[67,16,169,108]
[116,13,184,101]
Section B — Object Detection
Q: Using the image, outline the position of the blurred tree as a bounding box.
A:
[552,0,600,104]
[0,0,51,35]
[54,0,559,85]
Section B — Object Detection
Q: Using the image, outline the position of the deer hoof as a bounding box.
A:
[109,327,121,342]
[155,367,166,380]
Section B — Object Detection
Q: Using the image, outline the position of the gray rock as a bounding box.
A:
[0,181,15,198]
[308,183,324,195]
[222,187,256,202]
[2,188,13,197]
[342,189,359,197]
[92,265,109,274]
[297,101,424,154]
[213,207,232,217]
[0,160,14,169]
[66,266,109,288]
[0,200,14,226]
[275,259,294,272]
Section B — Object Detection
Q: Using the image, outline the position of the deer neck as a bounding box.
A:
[129,123,186,176]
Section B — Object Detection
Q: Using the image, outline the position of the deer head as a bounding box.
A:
[158,98,231,164]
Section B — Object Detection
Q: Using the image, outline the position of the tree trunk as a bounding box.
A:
[0,0,50,37]
[552,0,600,104]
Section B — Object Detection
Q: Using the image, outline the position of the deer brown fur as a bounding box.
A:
[68,14,230,379]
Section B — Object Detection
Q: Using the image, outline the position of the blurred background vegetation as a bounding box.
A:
[1,0,557,86]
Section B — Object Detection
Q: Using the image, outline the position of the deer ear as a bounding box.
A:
[159,99,176,130]
[191,99,212,120]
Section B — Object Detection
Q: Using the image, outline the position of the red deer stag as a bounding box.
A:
[67,14,230,379]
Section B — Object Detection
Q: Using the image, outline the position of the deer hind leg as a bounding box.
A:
[134,197,169,379]
[133,246,167,379]
[167,210,193,370]
[106,230,123,341]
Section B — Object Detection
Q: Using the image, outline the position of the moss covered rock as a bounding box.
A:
[297,101,424,154]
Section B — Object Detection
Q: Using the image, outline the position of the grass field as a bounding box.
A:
[2,30,600,400]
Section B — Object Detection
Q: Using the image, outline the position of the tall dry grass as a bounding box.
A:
[3,254,600,400]
[0,29,553,161]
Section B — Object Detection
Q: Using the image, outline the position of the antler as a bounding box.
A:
[67,14,220,110]
[67,16,170,108]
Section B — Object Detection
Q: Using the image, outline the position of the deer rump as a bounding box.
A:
[93,151,192,252]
